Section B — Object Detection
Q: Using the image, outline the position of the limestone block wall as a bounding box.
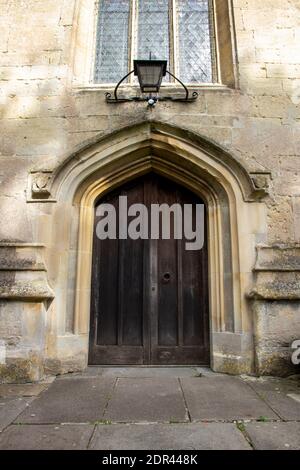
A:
[0,0,299,381]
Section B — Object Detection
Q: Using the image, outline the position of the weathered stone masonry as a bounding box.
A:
[0,0,300,382]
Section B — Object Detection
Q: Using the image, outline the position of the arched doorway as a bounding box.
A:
[88,173,210,365]
[42,121,266,376]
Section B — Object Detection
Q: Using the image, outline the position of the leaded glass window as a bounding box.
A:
[94,0,216,84]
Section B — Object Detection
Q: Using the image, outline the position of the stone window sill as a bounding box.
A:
[72,83,234,93]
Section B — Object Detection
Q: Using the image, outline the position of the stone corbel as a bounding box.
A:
[27,170,56,203]
[249,172,272,200]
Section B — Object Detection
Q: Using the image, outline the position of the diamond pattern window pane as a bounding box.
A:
[94,0,130,83]
[94,0,215,84]
[137,0,170,61]
[176,0,213,83]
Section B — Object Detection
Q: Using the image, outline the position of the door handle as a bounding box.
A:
[162,272,171,283]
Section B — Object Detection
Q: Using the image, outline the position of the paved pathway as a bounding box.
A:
[0,367,299,450]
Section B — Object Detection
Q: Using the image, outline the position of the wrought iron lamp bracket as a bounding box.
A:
[105,70,198,104]
[164,70,198,102]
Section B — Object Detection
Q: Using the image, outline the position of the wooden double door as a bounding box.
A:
[89,173,210,365]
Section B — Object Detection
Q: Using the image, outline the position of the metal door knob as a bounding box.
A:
[162,272,171,283]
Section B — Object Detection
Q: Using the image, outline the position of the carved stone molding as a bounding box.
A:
[0,244,54,301]
[254,245,300,271]
[248,245,300,300]
[249,172,272,199]
[27,171,56,202]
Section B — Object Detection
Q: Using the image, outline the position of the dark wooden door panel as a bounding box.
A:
[89,346,144,365]
[89,180,146,365]
[96,237,119,346]
[151,345,209,365]
[118,182,145,347]
[157,238,179,346]
[150,176,209,365]
[156,182,179,348]
[89,173,210,366]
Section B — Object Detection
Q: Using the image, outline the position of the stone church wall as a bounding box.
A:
[0,0,300,382]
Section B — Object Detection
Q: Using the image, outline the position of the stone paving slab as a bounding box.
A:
[90,423,251,450]
[0,424,95,450]
[244,377,300,421]
[180,376,278,421]
[0,397,34,432]
[1,369,299,450]
[104,378,188,423]
[16,377,116,424]
[245,422,300,450]
[0,383,49,398]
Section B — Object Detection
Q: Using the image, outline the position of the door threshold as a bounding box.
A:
[87,365,211,368]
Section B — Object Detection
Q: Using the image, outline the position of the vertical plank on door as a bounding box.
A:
[96,194,119,346]
[157,176,178,348]
[120,183,144,347]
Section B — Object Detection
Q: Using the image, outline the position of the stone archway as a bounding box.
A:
[40,121,267,375]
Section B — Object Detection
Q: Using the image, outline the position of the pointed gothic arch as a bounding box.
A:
[44,121,267,374]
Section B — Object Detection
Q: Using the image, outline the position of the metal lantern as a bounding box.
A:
[105,59,198,104]
[133,60,167,93]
